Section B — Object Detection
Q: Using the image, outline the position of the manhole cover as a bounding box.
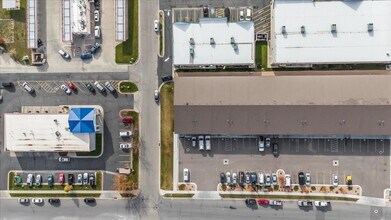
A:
[333,160,339,166]
[223,159,229,165]
[186,148,190,152]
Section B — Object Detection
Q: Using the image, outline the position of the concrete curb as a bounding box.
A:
[158,10,165,58]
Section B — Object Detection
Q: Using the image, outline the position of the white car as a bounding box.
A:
[183,168,189,182]
[77,174,83,184]
[154,19,159,32]
[232,173,237,184]
[120,130,132,137]
[22,82,34,93]
[61,84,71,94]
[59,49,70,59]
[226,172,231,184]
[154,90,159,102]
[258,137,264,152]
[58,157,70,163]
[246,8,252,21]
[305,173,311,186]
[265,138,271,147]
[94,81,106,93]
[94,10,99,22]
[26,174,33,187]
[191,137,196,147]
[94,26,101,38]
[83,173,88,185]
[239,10,244,21]
[18,198,29,203]
[285,174,291,187]
[333,175,338,186]
[205,135,211,151]
[120,143,132,149]
[265,174,271,186]
[104,81,116,93]
[32,198,43,204]
[198,136,204,150]
[315,201,329,207]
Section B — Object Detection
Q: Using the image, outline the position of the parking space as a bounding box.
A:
[14,171,97,186]
[253,4,271,34]
[173,8,202,23]
[178,136,390,197]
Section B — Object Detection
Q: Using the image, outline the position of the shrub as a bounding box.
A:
[221,184,227,191]
[178,184,186,190]
[348,187,353,191]
[293,186,299,191]
[311,186,316,191]
[320,186,327,193]
[330,186,335,191]
[273,185,279,191]
[64,185,73,192]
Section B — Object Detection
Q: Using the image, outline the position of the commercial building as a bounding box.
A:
[4,106,102,152]
[174,76,391,138]
[270,0,391,66]
[173,18,255,69]
[62,0,92,42]
[2,0,19,10]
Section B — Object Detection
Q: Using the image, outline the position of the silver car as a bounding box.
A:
[104,81,116,93]
[77,174,83,184]
[272,173,277,185]
[83,173,88,185]
[265,174,271,186]
[35,174,42,186]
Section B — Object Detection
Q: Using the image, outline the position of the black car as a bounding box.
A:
[2,82,13,87]
[68,174,74,185]
[245,199,256,205]
[239,171,245,184]
[84,198,96,203]
[94,0,100,7]
[250,172,257,184]
[161,75,173,82]
[272,143,279,157]
[89,173,96,186]
[298,172,305,186]
[203,6,208,17]
[90,42,101,54]
[220,172,226,184]
[85,82,95,92]
[48,198,60,204]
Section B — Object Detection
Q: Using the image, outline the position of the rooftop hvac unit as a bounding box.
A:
[230,37,235,44]
[190,48,194,56]
[331,24,337,33]
[301,26,305,34]
[189,38,194,45]
[367,23,373,32]
[210,37,215,45]
[233,44,238,51]
[281,26,286,34]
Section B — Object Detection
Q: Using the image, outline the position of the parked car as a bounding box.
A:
[77,174,83,184]
[346,175,352,186]
[298,172,305,186]
[191,137,196,147]
[59,173,65,185]
[203,6,208,17]
[120,143,132,149]
[257,198,269,205]
[22,82,34,93]
[239,10,244,21]
[305,173,311,186]
[272,143,279,157]
[32,198,43,204]
[298,200,313,207]
[265,174,271,186]
[198,136,204,150]
[226,172,231,184]
[48,174,54,187]
[80,52,92,60]
[220,172,226,184]
[161,75,173,82]
[265,138,271,147]
[183,168,189,182]
[48,198,60,204]
[67,82,77,91]
[154,90,159,102]
[83,173,88,185]
[84,198,96,203]
[35,174,42,186]
[269,200,283,206]
[245,172,250,184]
[68,174,74,185]
[315,201,329,207]
[27,174,34,187]
[18,198,29,204]
[232,172,237,184]
[154,19,159,32]
[90,42,101,54]
[122,117,133,123]
[58,157,70,163]
[61,84,71,94]
[205,135,211,151]
[59,49,70,59]
[104,81,116,93]
[285,174,291,187]
[258,136,264,152]
[239,171,245,185]
[85,82,95,92]
[272,173,277,185]
[250,172,257,184]
[333,175,338,186]
[2,82,13,87]
[258,173,264,186]
[94,10,99,22]
[89,173,95,186]
[94,26,101,38]
[246,8,252,21]
[94,0,100,7]
[94,81,106,93]
[120,131,132,138]
[245,199,256,205]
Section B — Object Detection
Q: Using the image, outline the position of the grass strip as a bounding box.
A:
[119,81,138,93]
[10,193,101,198]
[164,193,194,198]
[220,194,358,201]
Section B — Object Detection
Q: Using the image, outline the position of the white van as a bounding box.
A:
[198,136,204,150]
[258,173,264,186]
[205,135,211,151]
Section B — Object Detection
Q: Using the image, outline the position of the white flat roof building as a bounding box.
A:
[173,18,254,67]
[4,113,93,152]
[271,0,391,65]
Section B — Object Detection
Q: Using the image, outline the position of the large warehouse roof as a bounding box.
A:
[173,18,254,66]
[271,0,391,65]
[174,76,391,136]
[4,113,92,152]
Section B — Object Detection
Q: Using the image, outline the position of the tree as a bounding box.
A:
[64,185,73,192]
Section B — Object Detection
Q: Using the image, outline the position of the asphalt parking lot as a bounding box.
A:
[178,136,390,197]
[0,72,133,191]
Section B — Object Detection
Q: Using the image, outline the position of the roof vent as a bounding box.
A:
[281,26,286,34]
[189,38,194,45]
[230,37,235,44]
[210,37,215,45]
[233,44,238,51]
[190,48,194,57]
[301,26,305,34]
[367,23,373,32]
[331,24,337,33]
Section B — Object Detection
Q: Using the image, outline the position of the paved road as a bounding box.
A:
[0,198,389,220]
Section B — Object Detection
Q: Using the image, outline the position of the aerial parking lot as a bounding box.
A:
[178,136,390,197]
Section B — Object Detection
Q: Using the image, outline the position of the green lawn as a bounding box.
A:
[160,83,174,190]
[9,172,103,191]
[220,194,358,201]
[119,81,138,93]
[127,111,139,185]
[115,0,138,63]
[159,21,163,55]
[10,193,101,198]
[255,41,268,69]
[164,193,194,198]
[0,0,31,62]
[76,133,102,157]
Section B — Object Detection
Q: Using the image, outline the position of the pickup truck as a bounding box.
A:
[314,201,330,207]
[269,200,283,206]
[297,200,313,207]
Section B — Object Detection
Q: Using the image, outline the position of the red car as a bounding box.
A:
[122,117,133,123]
[59,173,65,184]
[257,198,270,205]
[67,82,77,91]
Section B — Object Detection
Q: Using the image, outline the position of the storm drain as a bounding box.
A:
[333,160,339,166]
[223,159,229,165]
